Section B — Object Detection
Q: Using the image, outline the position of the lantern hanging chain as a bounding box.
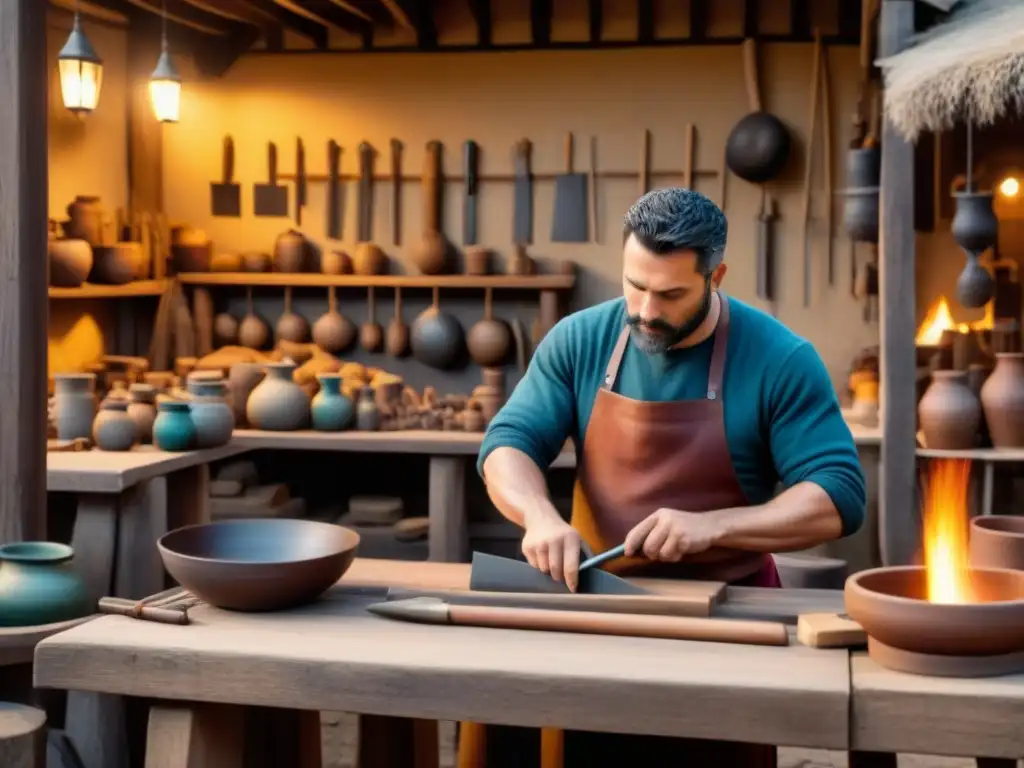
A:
[965,113,974,194]
[161,0,168,51]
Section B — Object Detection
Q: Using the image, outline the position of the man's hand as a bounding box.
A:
[522,510,583,592]
[624,508,721,562]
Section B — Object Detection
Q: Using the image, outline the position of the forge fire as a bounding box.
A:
[922,458,975,604]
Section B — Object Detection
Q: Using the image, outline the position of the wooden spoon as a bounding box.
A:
[467,288,512,367]
[386,287,410,357]
[275,287,310,343]
[238,287,269,349]
[312,286,356,354]
[410,140,448,274]
[360,286,383,352]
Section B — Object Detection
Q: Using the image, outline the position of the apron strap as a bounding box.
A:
[706,293,731,400]
[602,326,632,390]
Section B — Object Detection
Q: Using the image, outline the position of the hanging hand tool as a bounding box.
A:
[756,190,778,311]
[390,138,403,246]
[639,129,651,196]
[326,140,342,239]
[682,124,695,189]
[551,132,588,243]
[253,142,289,217]
[463,140,480,245]
[589,135,599,243]
[209,135,241,217]
[512,139,533,245]
[357,142,374,242]
[295,137,306,227]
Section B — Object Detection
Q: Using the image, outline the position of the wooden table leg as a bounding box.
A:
[428,456,468,563]
[976,759,1017,768]
[166,465,211,532]
[244,707,321,768]
[0,701,47,767]
[70,494,119,605]
[115,478,169,599]
[848,752,897,768]
[357,715,438,768]
[145,703,244,768]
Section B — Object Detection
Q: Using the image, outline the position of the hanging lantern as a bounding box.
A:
[149,43,181,124]
[58,13,103,115]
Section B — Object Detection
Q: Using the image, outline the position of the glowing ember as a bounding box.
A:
[922,459,975,604]
[915,296,993,346]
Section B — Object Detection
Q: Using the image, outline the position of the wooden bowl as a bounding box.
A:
[158,519,360,612]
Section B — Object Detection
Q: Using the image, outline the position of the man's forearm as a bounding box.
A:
[707,482,843,552]
[482,447,561,529]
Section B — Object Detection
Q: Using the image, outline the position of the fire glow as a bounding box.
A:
[915,296,993,346]
[922,458,975,604]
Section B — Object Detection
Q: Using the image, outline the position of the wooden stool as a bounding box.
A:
[773,553,848,590]
[0,701,46,768]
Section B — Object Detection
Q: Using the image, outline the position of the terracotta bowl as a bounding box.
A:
[970,516,1024,571]
[845,565,1024,657]
[158,519,360,612]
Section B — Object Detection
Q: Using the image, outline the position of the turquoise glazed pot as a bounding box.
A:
[0,542,91,627]
[311,373,354,431]
[153,400,196,451]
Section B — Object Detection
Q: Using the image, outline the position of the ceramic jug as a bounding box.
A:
[355,386,380,431]
[980,352,1024,448]
[188,379,235,447]
[311,373,354,431]
[0,542,91,627]
[918,370,981,450]
[52,373,98,440]
[246,361,310,431]
[92,399,137,451]
[153,400,196,451]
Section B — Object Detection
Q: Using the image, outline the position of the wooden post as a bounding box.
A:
[0,0,49,544]
[877,0,919,566]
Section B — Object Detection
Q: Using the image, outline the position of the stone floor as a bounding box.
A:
[319,712,1006,767]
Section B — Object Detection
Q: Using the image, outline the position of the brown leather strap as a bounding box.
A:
[706,293,731,400]
[602,326,632,390]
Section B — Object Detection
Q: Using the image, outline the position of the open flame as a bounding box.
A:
[922,459,975,604]
[916,296,994,346]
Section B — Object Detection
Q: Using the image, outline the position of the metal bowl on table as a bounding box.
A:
[158,519,360,612]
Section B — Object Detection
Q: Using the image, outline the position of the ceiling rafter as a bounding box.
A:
[249,0,330,48]
[468,0,491,47]
[49,0,130,26]
[530,0,552,46]
[377,0,414,32]
[120,0,234,35]
[290,0,374,43]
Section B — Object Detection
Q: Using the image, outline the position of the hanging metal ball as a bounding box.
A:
[956,253,995,309]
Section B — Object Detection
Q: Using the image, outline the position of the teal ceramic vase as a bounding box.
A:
[153,400,196,451]
[311,373,354,431]
[0,542,91,627]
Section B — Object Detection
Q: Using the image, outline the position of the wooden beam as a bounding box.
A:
[689,0,707,41]
[587,0,602,43]
[637,0,654,43]
[530,0,552,46]
[742,0,758,38]
[120,0,233,34]
[405,0,436,50]
[248,0,329,48]
[48,0,129,26]
[179,0,254,23]
[378,0,414,31]
[0,0,48,542]
[837,0,862,42]
[789,0,811,40]
[323,0,374,23]
[468,0,491,47]
[877,0,918,566]
[192,22,262,74]
[291,0,373,44]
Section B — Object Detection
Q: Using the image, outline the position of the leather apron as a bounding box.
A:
[459,295,781,768]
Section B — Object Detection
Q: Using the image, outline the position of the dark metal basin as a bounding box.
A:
[158,519,360,612]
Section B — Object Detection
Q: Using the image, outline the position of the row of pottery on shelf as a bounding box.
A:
[51,372,235,451]
[0,541,90,627]
[245,361,378,431]
[918,352,1024,450]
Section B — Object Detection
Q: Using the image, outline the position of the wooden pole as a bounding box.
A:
[0,0,49,543]
[877,0,918,566]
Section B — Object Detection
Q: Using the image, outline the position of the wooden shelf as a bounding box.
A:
[917,447,1024,462]
[48,279,171,299]
[176,272,575,290]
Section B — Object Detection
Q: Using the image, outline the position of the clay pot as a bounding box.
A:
[153,400,196,451]
[227,362,266,427]
[410,287,465,370]
[845,565,1024,662]
[846,146,881,188]
[171,228,212,272]
[507,245,534,275]
[353,243,386,276]
[91,242,146,284]
[464,247,491,276]
[241,252,272,273]
[275,288,310,344]
[274,230,309,273]
[210,252,243,272]
[238,288,270,349]
[355,386,380,431]
[65,196,104,246]
[322,250,352,275]
[410,232,449,275]
[842,187,880,245]
[213,313,239,346]
[956,252,995,309]
[312,287,356,355]
[92,399,137,451]
[471,384,503,425]
[918,370,981,450]
[385,288,410,357]
[246,361,310,431]
[52,373,97,440]
[188,379,235,448]
[127,383,158,443]
[0,542,91,627]
[980,352,1024,448]
[48,239,93,287]
[952,191,999,254]
[467,288,512,367]
[311,373,354,431]
[970,516,1024,571]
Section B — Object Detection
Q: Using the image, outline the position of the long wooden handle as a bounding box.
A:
[683,124,695,189]
[639,129,650,196]
[222,135,235,183]
[423,140,442,234]
[564,132,574,174]
[742,38,762,112]
[448,604,788,646]
[267,142,278,184]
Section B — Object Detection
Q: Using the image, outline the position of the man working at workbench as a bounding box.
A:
[470,187,866,767]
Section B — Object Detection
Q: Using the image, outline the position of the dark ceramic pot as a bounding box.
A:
[274,230,309,273]
[980,352,1024,448]
[918,370,981,450]
[842,187,880,244]
[957,252,995,308]
[724,112,791,184]
[952,191,998,254]
[846,146,881,188]
[0,542,91,627]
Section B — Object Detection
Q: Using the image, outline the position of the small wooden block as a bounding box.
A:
[348,495,404,526]
[394,516,430,542]
[796,613,867,649]
[210,479,244,498]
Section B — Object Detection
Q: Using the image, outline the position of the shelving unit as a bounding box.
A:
[176,272,576,291]
[48,279,172,299]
